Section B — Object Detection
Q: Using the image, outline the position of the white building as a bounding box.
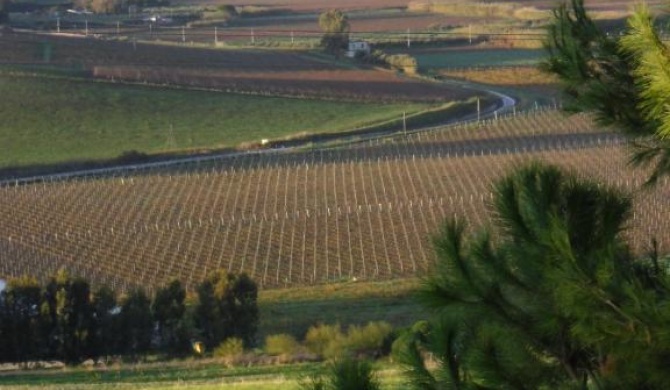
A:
[346,40,371,58]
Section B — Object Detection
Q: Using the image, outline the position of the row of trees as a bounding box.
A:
[0,269,257,364]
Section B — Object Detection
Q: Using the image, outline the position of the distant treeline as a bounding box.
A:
[0,269,257,364]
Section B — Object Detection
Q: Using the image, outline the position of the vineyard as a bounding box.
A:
[1,110,668,292]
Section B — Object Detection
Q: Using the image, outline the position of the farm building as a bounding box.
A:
[346,40,371,58]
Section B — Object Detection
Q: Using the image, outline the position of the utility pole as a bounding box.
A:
[407,28,411,48]
[291,30,294,44]
[215,26,218,45]
[56,17,60,33]
[117,21,120,35]
[85,18,88,36]
[182,26,186,43]
[469,24,472,45]
[251,28,255,45]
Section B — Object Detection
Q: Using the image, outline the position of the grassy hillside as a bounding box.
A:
[258,279,422,339]
[0,73,430,168]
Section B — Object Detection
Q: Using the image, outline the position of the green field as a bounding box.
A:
[258,279,422,339]
[0,361,406,389]
[0,74,430,169]
[416,48,544,69]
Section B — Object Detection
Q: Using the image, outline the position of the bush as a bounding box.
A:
[213,337,244,359]
[329,358,380,390]
[385,54,418,73]
[344,321,393,357]
[361,50,418,73]
[305,322,394,360]
[305,323,343,358]
[265,333,300,356]
[300,358,380,390]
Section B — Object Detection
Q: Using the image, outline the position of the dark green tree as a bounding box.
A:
[318,9,350,54]
[0,0,8,24]
[542,0,670,184]
[228,273,258,346]
[0,276,42,363]
[89,285,119,360]
[118,289,153,359]
[194,276,218,350]
[40,269,95,363]
[152,279,190,355]
[397,163,670,389]
[194,270,258,349]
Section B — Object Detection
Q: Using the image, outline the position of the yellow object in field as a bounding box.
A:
[193,341,204,356]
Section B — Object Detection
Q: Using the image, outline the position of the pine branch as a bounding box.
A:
[620,5,670,139]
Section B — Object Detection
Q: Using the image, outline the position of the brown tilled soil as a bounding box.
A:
[1,32,475,102]
[92,66,473,102]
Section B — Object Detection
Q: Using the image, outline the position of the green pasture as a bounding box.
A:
[0,73,431,169]
[258,279,422,339]
[0,362,319,388]
[0,361,405,389]
[416,48,544,70]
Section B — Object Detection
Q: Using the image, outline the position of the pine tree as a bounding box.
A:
[396,163,670,389]
[543,0,670,184]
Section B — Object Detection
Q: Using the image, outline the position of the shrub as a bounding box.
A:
[305,323,343,358]
[361,51,418,73]
[213,337,244,359]
[300,358,380,390]
[329,358,380,390]
[265,333,300,356]
[305,322,394,360]
[343,321,393,357]
[385,54,418,73]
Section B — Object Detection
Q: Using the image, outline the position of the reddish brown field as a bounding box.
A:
[92,66,472,102]
[0,32,474,102]
[0,32,334,70]
[1,110,667,292]
[222,13,490,34]
[189,0,662,13]
[183,0,411,12]
[512,0,664,11]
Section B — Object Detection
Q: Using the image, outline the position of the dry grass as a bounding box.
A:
[439,66,558,86]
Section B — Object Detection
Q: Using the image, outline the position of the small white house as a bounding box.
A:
[346,40,371,58]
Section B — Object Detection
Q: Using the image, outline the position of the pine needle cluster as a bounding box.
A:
[396,163,670,389]
[542,0,670,185]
